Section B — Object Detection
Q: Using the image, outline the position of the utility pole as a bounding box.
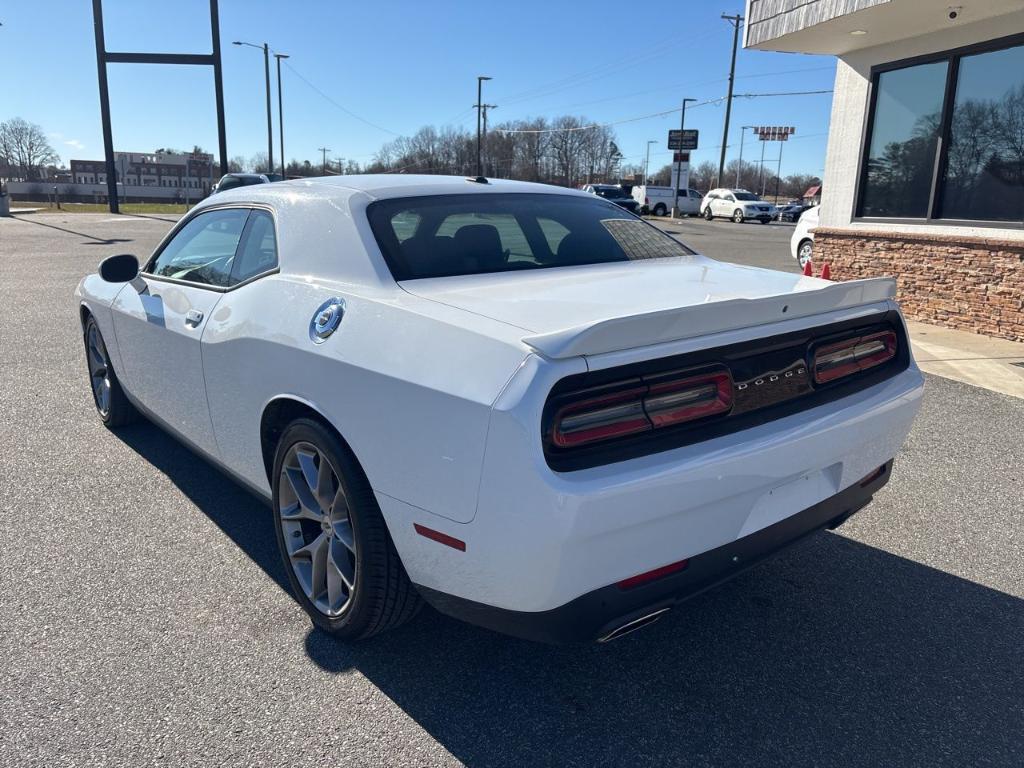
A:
[717,13,743,188]
[233,40,274,173]
[672,98,696,218]
[274,52,289,178]
[318,147,330,175]
[644,140,657,184]
[475,75,492,177]
[481,103,497,175]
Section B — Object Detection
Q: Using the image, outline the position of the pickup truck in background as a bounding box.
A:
[631,186,703,217]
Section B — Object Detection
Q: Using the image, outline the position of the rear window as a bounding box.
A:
[366,193,694,280]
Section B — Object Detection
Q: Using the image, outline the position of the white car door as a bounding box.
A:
[716,193,736,217]
[111,206,250,457]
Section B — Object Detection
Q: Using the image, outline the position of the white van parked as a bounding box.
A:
[632,186,703,217]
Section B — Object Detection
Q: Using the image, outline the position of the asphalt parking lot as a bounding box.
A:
[647,214,803,273]
[2,211,1022,767]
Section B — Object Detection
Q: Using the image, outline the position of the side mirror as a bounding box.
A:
[99,253,139,283]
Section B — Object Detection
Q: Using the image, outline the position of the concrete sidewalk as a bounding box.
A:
[908,320,1024,398]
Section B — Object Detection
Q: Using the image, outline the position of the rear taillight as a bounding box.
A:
[644,196,649,204]
[812,330,897,384]
[551,367,732,449]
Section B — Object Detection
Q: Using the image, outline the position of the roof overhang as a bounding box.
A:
[745,0,1024,55]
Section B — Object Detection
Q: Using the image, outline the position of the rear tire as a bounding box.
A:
[653,203,667,217]
[703,207,714,220]
[83,315,137,428]
[797,240,814,269]
[272,418,421,639]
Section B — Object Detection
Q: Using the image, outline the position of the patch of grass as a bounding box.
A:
[20,202,191,214]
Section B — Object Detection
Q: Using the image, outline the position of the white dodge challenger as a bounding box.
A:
[76,175,924,643]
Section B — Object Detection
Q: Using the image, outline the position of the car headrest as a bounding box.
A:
[453,224,505,272]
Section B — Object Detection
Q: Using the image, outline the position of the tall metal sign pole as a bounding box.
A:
[672,98,696,218]
[750,126,795,199]
[717,13,743,188]
[91,0,229,213]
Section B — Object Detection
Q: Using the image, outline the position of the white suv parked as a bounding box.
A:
[701,189,776,224]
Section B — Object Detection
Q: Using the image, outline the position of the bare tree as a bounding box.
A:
[0,118,60,181]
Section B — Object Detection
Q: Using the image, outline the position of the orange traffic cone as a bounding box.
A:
[802,260,813,276]
[821,263,831,280]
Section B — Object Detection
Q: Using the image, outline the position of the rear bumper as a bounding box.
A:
[418,459,891,643]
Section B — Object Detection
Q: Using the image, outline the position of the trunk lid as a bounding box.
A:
[400,256,896,358]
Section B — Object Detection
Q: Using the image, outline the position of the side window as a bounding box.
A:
[389,210,421,242]
[726,194,736,202]
[148,208,248,287]
[538,217,570,254]
[231,209,278,284]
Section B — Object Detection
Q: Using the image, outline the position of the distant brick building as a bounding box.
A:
[746,0,1024,341]
[70,150,214,197]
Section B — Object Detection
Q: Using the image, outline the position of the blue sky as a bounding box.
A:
[1,0,836,176]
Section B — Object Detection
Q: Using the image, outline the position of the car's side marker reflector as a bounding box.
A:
[414,523,466,552]
[616,559,689,590]
[859,464,887,487]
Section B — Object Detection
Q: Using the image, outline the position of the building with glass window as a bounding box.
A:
[746,0,1024,342]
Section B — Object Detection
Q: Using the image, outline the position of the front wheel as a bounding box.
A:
[83,315,136,428]
[703,207,714,220]
[653,203,667,217]
[732,209,745,223]
[272,418,421,639]
[759,218,770,225]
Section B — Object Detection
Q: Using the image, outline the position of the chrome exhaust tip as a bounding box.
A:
[597,607,670,643]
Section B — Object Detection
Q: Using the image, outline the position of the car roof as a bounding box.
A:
[229,174,586,202]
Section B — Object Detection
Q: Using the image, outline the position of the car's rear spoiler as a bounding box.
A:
[521,277,897,359]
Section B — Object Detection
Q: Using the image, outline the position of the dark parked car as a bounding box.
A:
[581,183,641,214]
[212,173,282,194]
[775,201,809,222]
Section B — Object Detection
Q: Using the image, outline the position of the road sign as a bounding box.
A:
[672,151,691,163]
[668,129,699,151]
[752,126,796,142]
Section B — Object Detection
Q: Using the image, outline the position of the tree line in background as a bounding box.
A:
[1,113,819,200]
[242,115,625,188]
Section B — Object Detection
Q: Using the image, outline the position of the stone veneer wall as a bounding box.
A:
[813,228,1024,343]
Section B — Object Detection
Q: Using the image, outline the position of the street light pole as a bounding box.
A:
[475,75,492,177]
[644,140,657,184]
[736,125,754,188]
[274,53,289,178]
[672,98,696,218]
[233,40,274,173]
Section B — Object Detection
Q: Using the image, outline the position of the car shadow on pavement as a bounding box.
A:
[304,533,1023,767]
[10,214,134,246]
[112,421,1023,767]
[111,421,290,594]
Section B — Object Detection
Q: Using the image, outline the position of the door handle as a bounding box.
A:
[184,309,204,327]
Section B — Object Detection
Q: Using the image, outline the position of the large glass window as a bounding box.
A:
[858,36,1024,225]
[940,44,1024,222]
[859,62,948,218]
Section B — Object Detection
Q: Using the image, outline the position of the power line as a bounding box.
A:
[496,98,724,134]
[283,60,401,136]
